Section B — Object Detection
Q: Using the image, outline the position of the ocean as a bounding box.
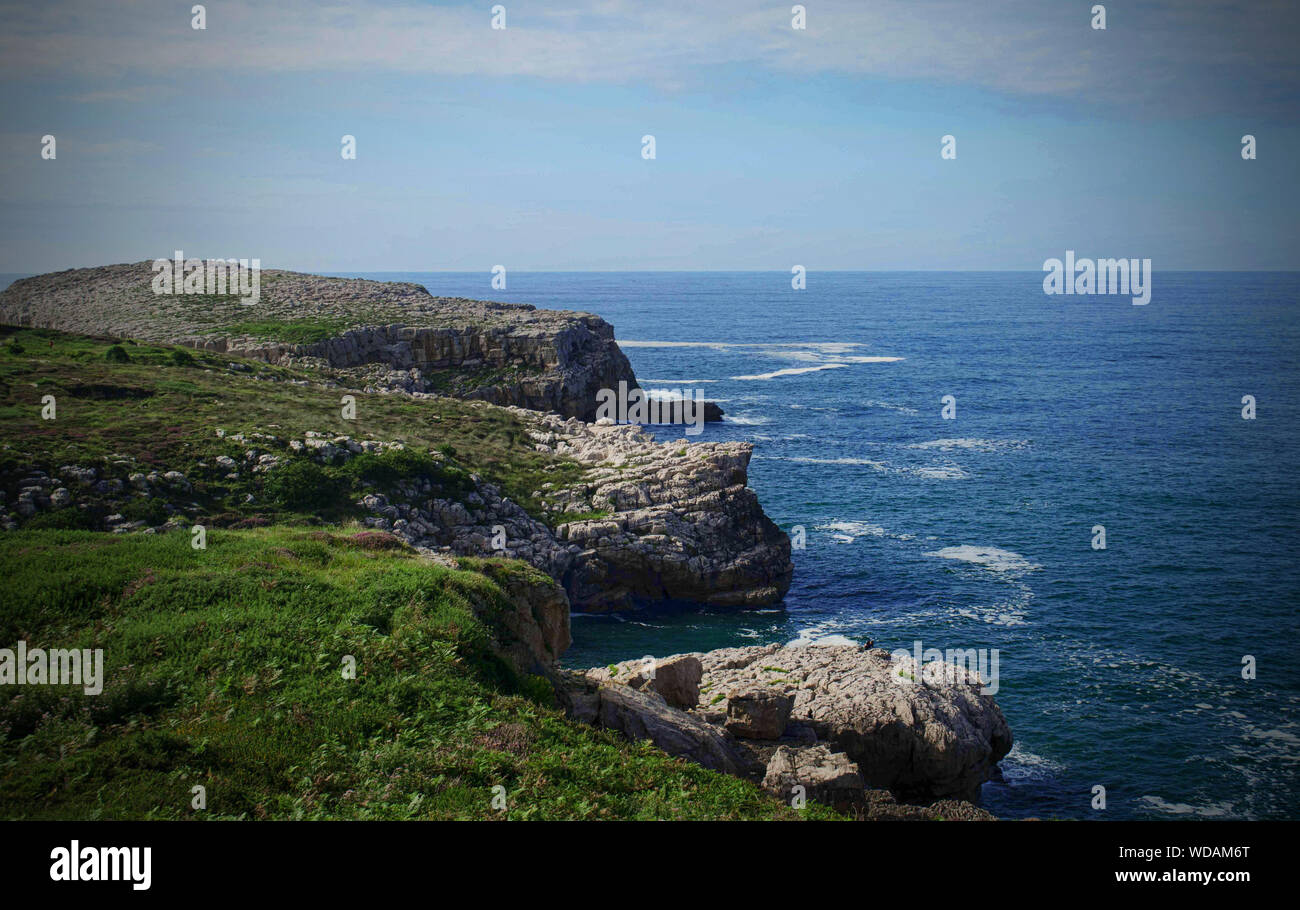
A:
[358,270,1300,821]
[6,270,1298,819]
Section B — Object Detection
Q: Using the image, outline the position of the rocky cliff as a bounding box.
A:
[344,410,792,611]
[0,268,783,612]
[0,262,642,420]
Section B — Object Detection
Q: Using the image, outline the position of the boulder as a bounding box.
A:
[687,643,1012,802]
[649,655,703,709]
[725,690,794,740]
[762,745,865,810]
[587,654,702,709]
[594,683,747,775]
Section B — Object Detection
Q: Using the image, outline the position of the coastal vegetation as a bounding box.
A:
[0,527,832,820]
[0,326,587,529]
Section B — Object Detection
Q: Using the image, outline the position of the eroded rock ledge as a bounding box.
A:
[559,642,1012,817]
[365,411,793,612]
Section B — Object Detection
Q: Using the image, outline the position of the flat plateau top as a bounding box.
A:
[0,261,600,344]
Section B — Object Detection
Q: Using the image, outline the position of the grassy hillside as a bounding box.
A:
[0,325,835,820]
[0,325,588,527]
[0,527,835,820]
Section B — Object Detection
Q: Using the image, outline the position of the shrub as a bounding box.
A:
[263,459,338,510]
[349,530,407,551]
[104,345,131,364]
[25,508,99,531]
[121,497,169,526]
[343,448,470,496]
[170,348,196,367]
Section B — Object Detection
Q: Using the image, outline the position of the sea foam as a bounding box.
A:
[925,545,1041,574]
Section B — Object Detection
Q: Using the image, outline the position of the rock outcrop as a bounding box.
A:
[472,563,573,676]
[568,641,1011,812]
[690,643,1012,802]
[353,413,793,611]
[8,413,794,612]
[0,262,657,421]
[531,414,793,610]
[583,680,748,774]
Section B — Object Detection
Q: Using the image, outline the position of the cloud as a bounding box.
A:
[0,0,1295,115]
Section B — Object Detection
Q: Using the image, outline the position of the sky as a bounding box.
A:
[0,0,1297,272]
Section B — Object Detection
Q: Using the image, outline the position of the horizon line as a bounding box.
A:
[6,267,1300,277]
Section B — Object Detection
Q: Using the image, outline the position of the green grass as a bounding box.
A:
[0,528,836,820]
[0,326,589,527]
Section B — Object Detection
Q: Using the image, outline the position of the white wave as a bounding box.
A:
[815,520,887,539]
[788,630,860,648]
[766,350,902,364]
[955,582,1035,626]
[724,412,772,425]
[620,341,735,349]
[1138,796,1238,819]
[620,341,864,352]
[783,456,887,468]
[998,743,1066,782]
[773,455,967,480]
[637,378,719,384]
[907,438,1029,453]
[926,545,1041,574]
[644,388,702,401]
[732,363,850,380]
[907,464,971,480]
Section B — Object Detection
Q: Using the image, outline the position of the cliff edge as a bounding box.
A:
[0,261,639,421]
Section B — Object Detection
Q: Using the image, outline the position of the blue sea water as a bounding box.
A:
[350,270,1299,821]
[7,270,1297,820]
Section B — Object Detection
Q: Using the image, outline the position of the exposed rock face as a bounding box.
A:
[274,320,635,421]
[0,262,646,421]
[558,672,747,774]
[690,643,1012,802]
[474,565,572,676]
[585,654,703,709]
[532,415,793,611]
[725,691,794,740]
[576,641,1011,808]
[357,412,793,612]
[763,745,865,811]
